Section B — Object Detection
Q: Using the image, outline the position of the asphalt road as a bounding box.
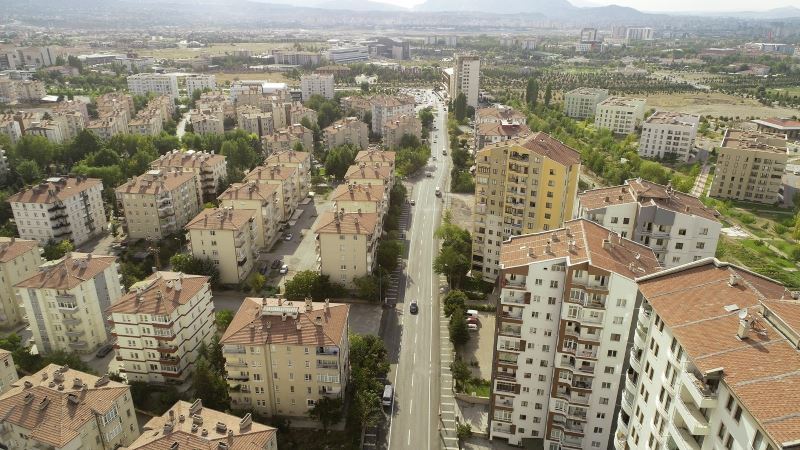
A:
[383,89,450,450]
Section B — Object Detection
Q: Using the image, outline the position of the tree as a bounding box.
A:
[453,92,467,123]
[307,397,343,431]
[443,290,467,317]
[525,78,539,109]
[448,307,470,346]
[324,144,357,180]
[42,239,74,261]
[376,239,402,273]
[220,139,259,172]
[248,273,266,293]
[543,84,552,107]
[169,254,221,286]
[283,270,343,301]
[190,357,230,411]
[450,358,471,390]
[215,310,234,332]
[360,82,370,93]
[353,275,380,302]
[638,160,670,185]
[17,160,42,184]
[456,423,473,441]
[354,389,382,427]
[198,334,226,375]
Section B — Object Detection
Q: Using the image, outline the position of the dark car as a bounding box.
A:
[271,259,283,269]
[410,300,419,314]
[96,344,114,358]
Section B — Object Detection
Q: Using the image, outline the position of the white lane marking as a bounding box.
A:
[408,429,411,446]
[411,374,414,387]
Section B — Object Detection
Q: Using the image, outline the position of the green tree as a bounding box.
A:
[283,270,343,301]
[198,334,226,375]
[448,307,470,346]
[353,275,380,302]
[525,78,539,109]
[354,389,382,427]
[215,310,234,332]
[453,92,467,123]
[450,358,471,390]
[14,136,56,169]
[456,423,473,441]
[220,140,259,172]
[443,290,467,317]
[543,84,552,107]
[17,160,42,184]
[169,254,221,286]
[307,397,343,431]
[376,239,402,273]
[324,144,357,180]
[638,160,670,185]
[360,82,370,93]
[248,273,266,293]
[190,357,230,411]
[42,239,74,261]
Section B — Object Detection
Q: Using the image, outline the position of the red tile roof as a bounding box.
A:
[15,253,116,290]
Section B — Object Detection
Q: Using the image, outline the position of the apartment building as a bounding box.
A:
[263,124,314,155]
[265,150,311,199]
[753,117,800,141]
[564,88,609,120]
[355,148,395,169]
[709,130,789,204]
[326,45,369,63]
[0,350,17,395]
[638,111,700,161]
[288,102,318,127]
[244,165,300,219]
[448,54,481,108]
[9,176,107,247]
[475,105,527,127]
[127,73,180,99]
[238,105,276,137]
[230,81,290,106]
[221,297,350,417]
[107,272,214,383]
[128,399,277,450]
[488,219,661,448]
[0,364,139,450]
[272,49,324,66]
[185,74,216,94]
[218,181,283,247]
[151,149,228,202]
[625,27,654,42]
[190,108,225,135]
[185,208,258,285]
[323,117,369,151]
[96,92,135,119]
[330,183,387,216]
[315,210,380,287]
[577,178,721,268]
[382,114,422,150]
[0,238,42,329]
[301,73,335,100]
[0,116,22,144]
[115,169,201,240]
[50,107,87,141]
[344,164,394,193]
[15,79,46,102]
[472,132,581,282]
[477,122,532,151]
[371,94,415,135]
[594,97,646,135]
[619,259,798,450]
[196,92,235,119]
[341,96,373,120]
[25,120,65,143]
[15,253,122,354]
[0,146,7,180]
[87,114,128,140]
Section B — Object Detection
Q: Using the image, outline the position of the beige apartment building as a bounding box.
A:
[0,350,17,395]
[0,237,42,329]
[96,92,135,119]
[26,119,66,143]
[185,208,258,285]
[371,94,416,135]
[190,108,225,135]
[218,181,283,247]
[151,149,228,201]
[594,97,646,135]
[355,148,395,169]
[265,150,311,199]
[476,122,532,151]
[341,96,373,120]
[382,114,422,150]
[87,113,128,140]
[0,364,140,450]
[638,111,700,162]
[476,105,527,127]
[263,124,314,155]
[709,129,788,204]
[115,169,201,240]
[127,399,277,450]
[50,107,86,141]
[15,253,122,354]
[221,297,350,417]
[9,176,107,247]
[315,210,380,287]
[128,113,162,136]
[330,183,387,215]
[288,103,318,126]
[127,73,179,99]
[323,117,369,151]
[563,88,609,120]
[0,116,22,144]
[344,164,394,193]
[185,74,217,94]
[301,73,335,100]
[107,272,215,384]
[238,104,276,137]
[244,165,300,219]
[472,132,581,282]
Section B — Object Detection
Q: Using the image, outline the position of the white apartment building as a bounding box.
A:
[218,181,283,247]
[625,27,654,42]
[371,94,415,135]
[619,259,798,450]
[9,176,107,247]
[0,350,17,395]
[323,117,369,151]
[25,120,66,143]
[128,400,278,450]
[230,81,290,104]
[151,149,228,202]
[115,169,201,240]
[638,111,700,161]
[0,117,22,144]
[449,54,481,108]
[301,73,335,100]
[0,238,42,329]
[238,105,276,137]
[595,97,647,135]
[107,272,215,383]
[0,364,140,450]
[221,297,350,417]
[185,74,216,94]
[87,114,128,140]
[15,253,122,354]
[185,208,258,285]
[262,124,314,155]
[51,108,86,141]
[564,88,609,120]
[190,108,224,135]
[315,210,380,288]
[127,73,180,99]
[244,165,300,219]
[577,178,721,268]
[489,219,661,449]
[326,46,369,63]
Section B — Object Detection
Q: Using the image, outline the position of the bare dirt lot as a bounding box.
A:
[136,42,302,60]
[642,91,799,118]
[449,193,474,229]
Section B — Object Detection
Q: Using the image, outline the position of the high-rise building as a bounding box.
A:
[625,27,654,42]
[709,130,788,204]
[15,253,122,354]
[576,178,721,268]
[471,132,581,282]
[0,237,43,329]
[107,272,214,383]
[448,54,481,108]
[594,97,647,135]
[619,259,798,450]
[638,111,700,162]
[300,73,335,101]
[488,219,662,448]
[185,208,258,284]
[127,73,179,99]
[221,297,350,417]
[563,88,609,120]
[370,94,415,135]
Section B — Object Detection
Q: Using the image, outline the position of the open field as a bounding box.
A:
[212,71,293,84]
[642,91,799,118]
[135,42,306,59]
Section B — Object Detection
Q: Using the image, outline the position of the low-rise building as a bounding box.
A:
[709,129,788,204]
[0,350,17,395]
[9,176,107,247]
[326,45,369,64]
[475,105,526,126]
[221,297,350,417]
[564,87,609,120]
[218,181,283,247]
[185,208,258,285]
[315,210,380,287]
[753,117,800,141]
[96,92,135,119]
[0,238,42,329]
[15,253,122,354]
[107,272,214,383]
[151,150,228,202]
[127,399,278,450]
[272,49,325,66]
[244,165,300,219]
[25,119,66,143]
[127,73,179,99]
[262,124,314,155]
[340,96,372,120]
[344,163,394,193]
[354,149,395,169]
[86,113,128,140]
[190,108,225,135]
[0,364,140,450]
[288,102,318,126]
[330,183,387,216]
[577,178,721,267]
[115,169,201,240]
[371,94,415,136]
[594,96,646,135]
[301,73,335,100]
[381,114,422,150]
[323,117,369,151]
[476,122,531,150]
[185,74,216,95]
[638,111,700,161]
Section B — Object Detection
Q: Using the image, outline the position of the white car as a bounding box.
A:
[279,264,289,274]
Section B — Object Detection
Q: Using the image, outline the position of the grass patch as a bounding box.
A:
[462,378,491,398]
[718,237,800,288]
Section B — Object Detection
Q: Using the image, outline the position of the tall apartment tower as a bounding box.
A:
[300,73,335,100]
[564,88,609,120]
[471,132,581,282]
[638,111,700,162]
[0,238,42,329]
[617,259,799,450]
[450,54,481,108]
[489,219,661,448]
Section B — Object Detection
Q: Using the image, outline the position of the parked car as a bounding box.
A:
[260,262,269,274]
[426,173,433,178]
[410,300,419,314]
[96,344,114,358]
[284,233,293,241]
[279,264,289,274]
[466,309,479,318]
[466,317,479,325]
[409,199,416,206]
[271,259,283,269]
[467,323,479,331]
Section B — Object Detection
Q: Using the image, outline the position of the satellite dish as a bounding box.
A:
[738,309,748,320]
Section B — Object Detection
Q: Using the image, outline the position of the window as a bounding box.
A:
[725,395,734,411]
[718,423,727,439]
[678,229,686,235]
[610,217,619,224]
[610,333,621,342]
[696,242,705,249]
[604,366,615,374]
[616,298,627,307]
[675,242,684,250]
[752,430,764,449]
[550,280,558,288]
[734,405,742,422]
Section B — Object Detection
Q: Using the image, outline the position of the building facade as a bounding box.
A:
[185,74,216,95]
[300,73,335,101]
[370,94,415,135]
[262,124,314,155]
[244,165,300,219]
[151,150,228,202]
[127,73,180,99]
[323,117,369,151]
[218,181,283,247]
[449,54,481,108]
[382,114,422,150]
[594,97,646,135]
[185,208,258,285]
[0,238,42,329]
[638,111,700,161]
[564,88,609,120]
[0,350,17,395]
[315,210,380,288]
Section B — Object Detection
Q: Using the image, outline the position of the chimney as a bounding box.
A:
[325,299,330,311]
[728,273,739,287]
[315,316,323,326]
[305,297,313,312]
[527,247,535,258]
[737,312,750,340]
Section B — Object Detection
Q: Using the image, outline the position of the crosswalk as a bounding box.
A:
[438,274,460,450]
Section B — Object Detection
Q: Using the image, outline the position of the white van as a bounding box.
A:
[382,385,394,407]
[466,309,479,318]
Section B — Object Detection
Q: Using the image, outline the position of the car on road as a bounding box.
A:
[426,173,433,178]
[284,233,293,241]
[466,309,479,318]
[432,156,437,161]
[466,317,479,325]
[96,344,114,358]
[409,199,415,206]
[382,385,394,407]
[442,150,447,156]
[271,259,283,269]
[279,264,289,274]
[467,323,479,331]
[410,300,418,314]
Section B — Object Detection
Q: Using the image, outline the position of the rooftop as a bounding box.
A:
[243,165,298,182]
[185,208,255,231]
[644,111,700,126]
[115,169,196,196]
[106,272,209,316]
[264,150,310,166]
[330,183,385,203]
[500,218,661,279]
[355,149,395,164]
[0,237,38,264]
[220,297,349,347]
[475,105,526,121]
[721,129,788,153]
[8,176,102,204]
[566,87,609,96]
[217,181,280,204]
[753,117,800,131]
[15,253,116,291]
[151,150,226,170]
[477,122,531,137]
[598,96,646,108]
[345,164,393,181]
[506,131,582,167]
[315,210,379,235]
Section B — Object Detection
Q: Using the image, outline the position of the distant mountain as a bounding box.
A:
[315,0,408,11]
[415,0,576,15]
[699,6,800,19]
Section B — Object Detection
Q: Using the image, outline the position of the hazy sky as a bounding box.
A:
[367,0,797,11]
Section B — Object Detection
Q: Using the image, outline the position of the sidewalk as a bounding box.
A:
[438,274,459,450]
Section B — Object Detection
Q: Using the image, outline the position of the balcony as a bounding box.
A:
[63,317,82,326]
[65,329,85,337]
[499,325,521,338]
[560,433,584,448]
[160,354,180,365]
[500,293,528,305]
[494,396,514,409]
[227,360,248,367]
[629,350,642,373]
[157,343,178,353]
[575,349,597,360]
[633,326,646,350]
[57,302,79,312]
[675,397,710,436]
[317,360,339,370]
[316,346,339,356]
[497,341,523,353]
[614,431,627,450]
[491,422,514,437]
[500,310,523,322]
[638,307,652,327]
[68,340,88,349]
[227,373,250,381]
[680,370,718,409]
[669,423,702,450]
[625,373,637,396]
[621,392,634,415]
[319,386,341,396]
[497,356,518,367]
[617,413,629,434]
